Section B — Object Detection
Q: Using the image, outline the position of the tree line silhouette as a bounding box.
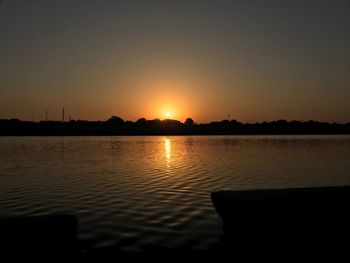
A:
[0,116,349,136]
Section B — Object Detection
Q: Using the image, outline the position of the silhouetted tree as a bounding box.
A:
[230,119,241,125]
[185,118,194,126]
[107,116,124,125]
[136,118,147,124]
[1,117,350,135]
[163,119,182,126]
[276,119,288,125]
[221,119,230,124]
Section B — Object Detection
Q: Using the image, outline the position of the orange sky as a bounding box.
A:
[1,1,350,123]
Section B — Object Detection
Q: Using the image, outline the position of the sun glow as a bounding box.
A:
[143,88,191,120]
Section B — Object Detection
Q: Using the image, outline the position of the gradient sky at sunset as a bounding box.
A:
[0,0,349,123]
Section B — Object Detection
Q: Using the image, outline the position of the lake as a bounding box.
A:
[1,135,350,250]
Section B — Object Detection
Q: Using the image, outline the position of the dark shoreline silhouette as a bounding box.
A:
[1,186,350,262]
[1,117,350,136]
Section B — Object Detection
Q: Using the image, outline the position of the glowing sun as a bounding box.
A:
[165,112,171,119]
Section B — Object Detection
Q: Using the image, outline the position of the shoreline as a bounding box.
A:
[1,119,349,136]
[1,132,350,136]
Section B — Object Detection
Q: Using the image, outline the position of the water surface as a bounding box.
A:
[1,135,350,250]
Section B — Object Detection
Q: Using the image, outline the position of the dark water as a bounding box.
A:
[1,135,350,250]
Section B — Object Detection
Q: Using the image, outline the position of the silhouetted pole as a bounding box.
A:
[45,108,48,121]
[62,108,65,122]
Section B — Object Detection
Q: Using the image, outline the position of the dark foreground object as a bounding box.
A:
[211,186,350,260]
[2,186,350,262]
[0,214,79,262]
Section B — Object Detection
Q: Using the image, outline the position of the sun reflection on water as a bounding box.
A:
[164,138,171,164]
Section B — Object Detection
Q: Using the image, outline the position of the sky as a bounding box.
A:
[0,0,349,123]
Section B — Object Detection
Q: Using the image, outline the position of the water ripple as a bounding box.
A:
[1,135,350,250]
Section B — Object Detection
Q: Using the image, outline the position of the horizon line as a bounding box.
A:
[1,117,349,125]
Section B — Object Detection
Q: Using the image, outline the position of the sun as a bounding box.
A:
[165,112,171,119]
